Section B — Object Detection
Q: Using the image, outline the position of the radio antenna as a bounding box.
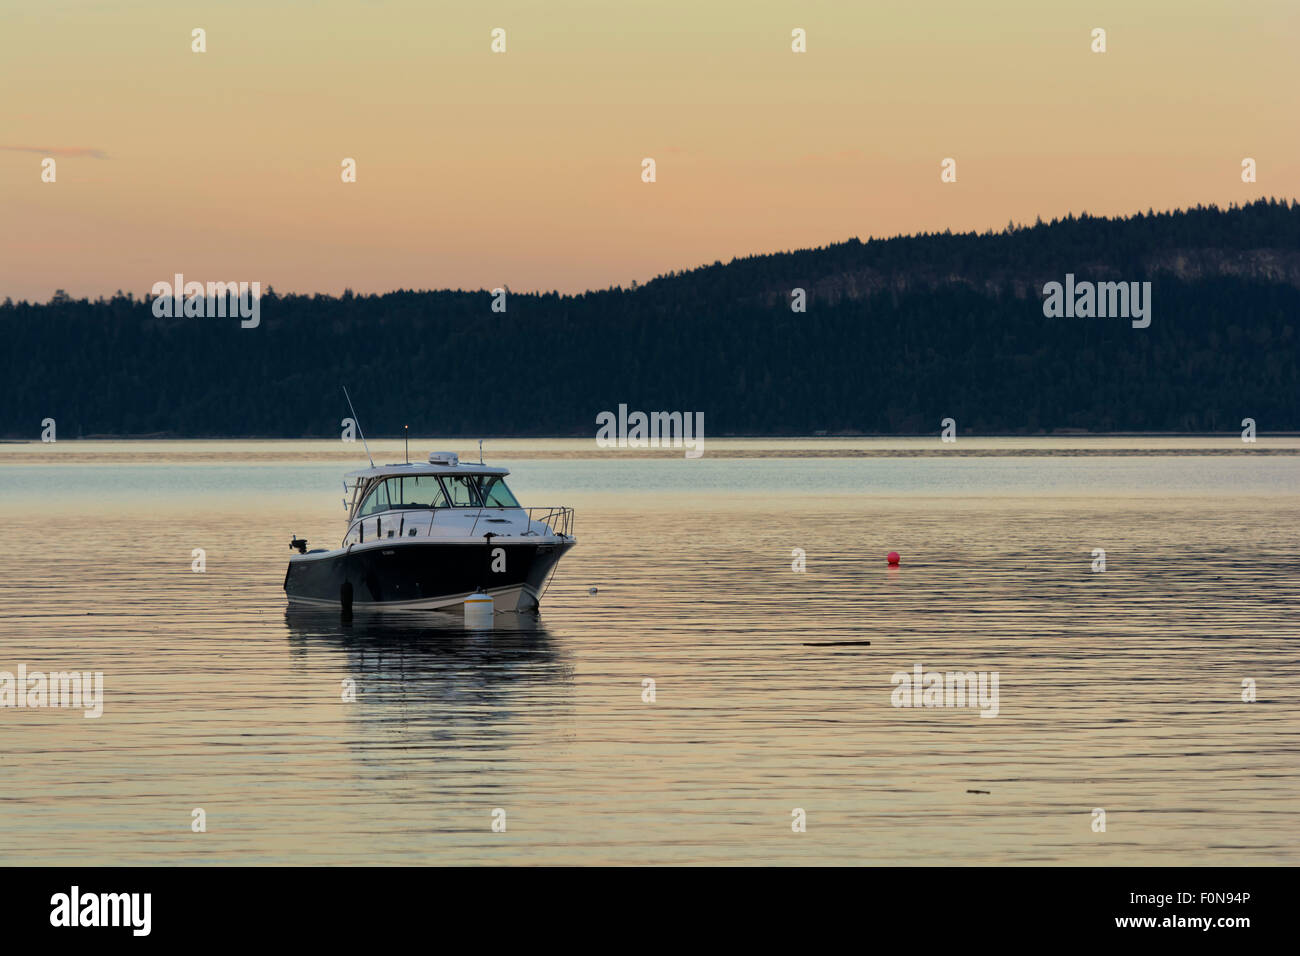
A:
[342,385,375,467]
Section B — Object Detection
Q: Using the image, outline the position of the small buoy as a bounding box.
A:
[887,551,901,566]
[464,588,494,628]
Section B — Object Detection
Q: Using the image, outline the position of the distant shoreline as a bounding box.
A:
[3,435,1298,461]
[4,432,1299,443]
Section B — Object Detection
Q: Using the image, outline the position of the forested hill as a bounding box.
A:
[3,199,1298,438]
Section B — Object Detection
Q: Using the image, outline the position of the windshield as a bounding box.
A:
[439,475,482,507]
[474,475,520,507]
[393,475,448,509]
[354,473,514,513]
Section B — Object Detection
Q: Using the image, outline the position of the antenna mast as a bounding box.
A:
[342,385,375,467]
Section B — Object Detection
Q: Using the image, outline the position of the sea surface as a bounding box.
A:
[0,437,1296,865]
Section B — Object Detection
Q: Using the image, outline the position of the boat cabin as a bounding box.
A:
[345,454,518,521]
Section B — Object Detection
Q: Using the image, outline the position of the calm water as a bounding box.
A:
[0,439,1296,865]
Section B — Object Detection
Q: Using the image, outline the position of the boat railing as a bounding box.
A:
[522,506,575,539]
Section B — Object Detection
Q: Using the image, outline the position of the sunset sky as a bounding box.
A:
[2,0,1297,301]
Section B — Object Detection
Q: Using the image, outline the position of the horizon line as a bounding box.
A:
[5,196,1297,306]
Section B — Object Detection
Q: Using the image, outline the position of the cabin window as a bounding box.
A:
[357,480,391,517]
[439,475,482,507]
[394,475,448,509]
[475,476,520,508]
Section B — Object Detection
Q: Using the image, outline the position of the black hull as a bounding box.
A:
[284,539,574,611]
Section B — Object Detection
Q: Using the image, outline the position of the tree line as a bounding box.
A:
[2,198,1296,437]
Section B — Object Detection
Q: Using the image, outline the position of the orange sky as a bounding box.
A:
[2,0,1297,301]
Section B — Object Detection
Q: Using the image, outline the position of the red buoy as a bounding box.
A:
[887,551,901,565]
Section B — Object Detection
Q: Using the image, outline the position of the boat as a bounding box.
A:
[284,451,575,613]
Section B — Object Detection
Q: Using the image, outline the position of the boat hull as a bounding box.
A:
[284,539,575,611]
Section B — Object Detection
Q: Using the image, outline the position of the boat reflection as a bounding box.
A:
[283,607,573,743]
